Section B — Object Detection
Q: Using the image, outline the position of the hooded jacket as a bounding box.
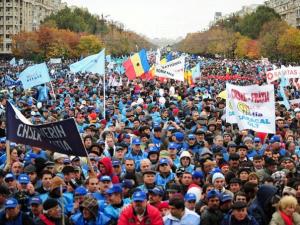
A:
[248,184,277,225]
[98,157,119,184]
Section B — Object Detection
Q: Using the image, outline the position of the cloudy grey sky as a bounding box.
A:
[64,0,265,39]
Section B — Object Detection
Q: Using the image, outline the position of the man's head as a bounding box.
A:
[212,172,225,190]
[106,184,123,205]
[132,191,147,215]
[148,187,164,205]
[184,193,196,211]
[5,198,20,219]
[158,158,171,174]
[99,176,112,192]
[206,190,220,210]
[142,170,156,185]
[43,198,61,219]
[80,197,99,220]
[30,197,42,216]
[169,196,185,219]
[231,201,248,221]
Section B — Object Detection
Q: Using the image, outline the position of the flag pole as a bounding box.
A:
[103,73,106,120]
[4,140,10,172]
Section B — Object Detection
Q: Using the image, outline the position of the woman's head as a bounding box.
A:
[278,195,297,216]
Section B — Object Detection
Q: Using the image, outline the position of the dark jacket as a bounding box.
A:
[222,213,259,225]
[0,211,35,225]
[201,207,223,225]
[248,185,277,225]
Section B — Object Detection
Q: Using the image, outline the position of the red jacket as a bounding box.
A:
[118,204,163,225]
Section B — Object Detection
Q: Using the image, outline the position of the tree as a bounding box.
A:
[238,6,281,39]
[235,36,260,59]
[278,27,300,62]
[77,35,103,56]
[258,20,289,60]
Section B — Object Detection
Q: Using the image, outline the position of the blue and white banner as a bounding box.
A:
[226,83,275,134]
[6,102,87,156]
[19,62,51,89]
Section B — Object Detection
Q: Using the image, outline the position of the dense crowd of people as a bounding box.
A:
[0,56,299,225]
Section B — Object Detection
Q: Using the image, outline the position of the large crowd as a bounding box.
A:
[0,56,299,225]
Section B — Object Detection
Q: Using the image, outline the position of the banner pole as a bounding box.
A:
[103,74,106,119]
[5,140,10,172]
[60,184,65,225]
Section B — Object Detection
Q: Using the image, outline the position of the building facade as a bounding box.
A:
[266,0,300,28]
[0,0,64,54]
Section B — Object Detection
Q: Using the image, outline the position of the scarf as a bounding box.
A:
[280,210,293,225]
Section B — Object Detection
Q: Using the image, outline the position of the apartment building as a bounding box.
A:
[266,0,300,28]
[0,0,64,54]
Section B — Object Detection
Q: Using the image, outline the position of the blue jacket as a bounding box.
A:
[70,211,111,225]
[222,213,258,225]
[155,172,175,187]
[163,208,200,225]
[103,199,131,220]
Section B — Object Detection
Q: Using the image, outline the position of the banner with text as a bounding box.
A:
[266,66,300,83]
[155,57,185,81]
[49,58,62,64]
[6,102,87,156]
[226,83,275,134]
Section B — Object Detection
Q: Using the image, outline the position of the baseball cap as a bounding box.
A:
[168,142,177,149]
[148,187,164,196]
[132,191,147,202]
[174,132,184,142]
[122,179,134,189]
[270,135,281,143]
[0,137,6,143]
[148,146,159,153]
[207,190,220,200]
[18,174,30,184]
[254,137,261,143]
[220,194,233,203]
[30,197,42,205]
[184,193,196,201]
[4,173,15,182]
[106,184,123,195]
[159,158,169,165]
[5,198,18,209]
[75,186,88,196]
[188,134,196,140]
[192,171,204,180]
[132,138,141,145]
[112,160,121,167]
[99,176,111,182]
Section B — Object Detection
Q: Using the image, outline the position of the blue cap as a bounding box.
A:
[18,174,30,184]
[112,160,121,166]
[5,198,18,209]
[159,158,169,165]
[132,138,141,145]
[148,146,159,153]
[75,186,87,196]
[174,132,184,142]
[167,126,175,131]
[132,191,147,202]
[122,179,133,188]
[30,197,42,205]
[220,194,233,203]
[188,134,196,140]
[149,187,164,196]
[192,171,204,179]
[270,135,280,143]
[4,173,15,181]
[100,176,111,182]
[168,142,177,149]
[63,158,71,164]
[124,134,130,139]
[184,193,196,201]
[106,184,123,195]
[0,137,6,143]
[207,190,220,200]
[254,137,261,143]
[153,122,160,128]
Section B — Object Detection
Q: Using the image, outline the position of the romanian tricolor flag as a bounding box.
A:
[123,49,150,80]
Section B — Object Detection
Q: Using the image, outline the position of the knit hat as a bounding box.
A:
[212,172,225,184]
[43,198,59,211]
[50,176,66,191]
[81,197,99,218]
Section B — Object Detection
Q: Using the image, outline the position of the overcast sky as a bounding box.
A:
[63,0,266,39]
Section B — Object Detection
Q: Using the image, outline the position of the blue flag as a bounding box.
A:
[70,49,105,75]
[191,63,201,82]
[166,53,173,62]
[5,75,21,87]
[9,58,16,67]
[279,71,290,110]
[19,62,51,90]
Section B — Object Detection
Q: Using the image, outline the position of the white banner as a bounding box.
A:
[49,58,62,64]
[226,83,275,134]
[266,66,300,83]
[155,57,185,81]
